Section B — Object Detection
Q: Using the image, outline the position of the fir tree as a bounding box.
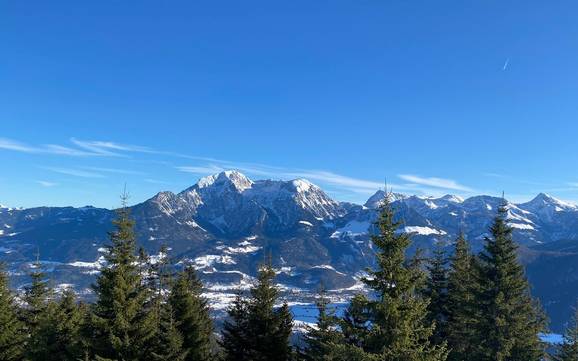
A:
[150,300,187,361]
[221,262,294,361]
[149,246,187,361]
[24,256,61,361]
[555,303,578,361]
[472,202,546,361]
[0,263,25,361]
[23,255,52,334]
[301,287,343,360]
[169,265,214,361]
[425,246,449,346]
[221,293,250,361]
[29,289,87,361]
[340,193,448,360]
[340,294,372,350]
[89,194,156,360]
[445,233,478,361]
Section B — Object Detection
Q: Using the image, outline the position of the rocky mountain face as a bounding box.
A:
[2,170,578,330]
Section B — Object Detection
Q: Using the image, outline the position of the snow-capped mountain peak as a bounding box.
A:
[196,170,253,192]
[291,178,316,193]
[439,194,464,203]
[364,190,408,209]
[520,193,578,213]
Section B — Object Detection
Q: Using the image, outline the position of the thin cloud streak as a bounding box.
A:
[83,167,146,175]
[1,136,476,199]
[42,167,106,178]
[0,138,39,153]
[36,180,58,187]
[177,165,226,175]
[398,174,474,192]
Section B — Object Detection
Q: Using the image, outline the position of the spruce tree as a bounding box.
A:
[29,289,87,361]
[221,262,294,361]
[445,233,478,361]
[151,300,187,361]
[24,256,62,361]
[555,303,578,361]
[302,287,344,360]
[23,256,52,334]
[169,265,214,361]
[221,293,250,361]
[340,193,448,360]
[472,202,546,361]
[149,246,187,361]
[425,246,449,346]
[0,263,25,361]
[89,195,156,360]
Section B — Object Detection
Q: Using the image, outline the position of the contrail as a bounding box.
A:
[502,58,510,71]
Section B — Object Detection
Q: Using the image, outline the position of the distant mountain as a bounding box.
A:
[2,170,578,330]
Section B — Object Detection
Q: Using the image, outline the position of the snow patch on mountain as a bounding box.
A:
[193,255,236,269]
[331,220,371,238]
[402,226,447,236]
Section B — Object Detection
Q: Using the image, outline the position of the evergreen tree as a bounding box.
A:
[340,294,372,350]
[22,256,52,334]
[150,300,187,361]
[88,195,156,360]
[169,265,214,361]
[472,202,546,361]
[221,262,294,361]
[29,289,87,361]
[0,263,25,361]
[149,246,187,361]
[340,193,448,360]
[425,246,449,346]
[301,287,343,360]
[445,233,478,361]
[221,293,250,361]
[24,256,62,361]
[555,303,578,361]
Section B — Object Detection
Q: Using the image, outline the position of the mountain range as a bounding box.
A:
[2,170,578,331]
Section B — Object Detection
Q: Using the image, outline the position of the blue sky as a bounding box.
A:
[1,1,578,208]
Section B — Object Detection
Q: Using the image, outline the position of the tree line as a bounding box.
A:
[0,194,577,360]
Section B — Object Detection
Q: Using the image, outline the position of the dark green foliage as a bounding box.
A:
[340,294,372,349]
[146,246,187,361]
[169,265,214,361]
[221,293,250,361]
[555,304,578,361]
[472,203,546,361]
[150,300,187,361]
[88,200,156,360]
[339,194,448,360]
[445,233,478,361]
[23,257,52,335]
[221,263,294,361]
[301,287,344,360]
[425,246,449,346]
[28,289,88,361]
[0,264,25,361]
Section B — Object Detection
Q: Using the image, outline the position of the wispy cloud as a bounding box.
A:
[0,137,159,157]
[144,179,170,185]
[42,167,106,178]
[398,174,473,192]
[83,167,146,175]
[0,138,39,153]
[36,180,58,187]
[2,136,476,200]
[71,138,154,156]
[177,165,226,175]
